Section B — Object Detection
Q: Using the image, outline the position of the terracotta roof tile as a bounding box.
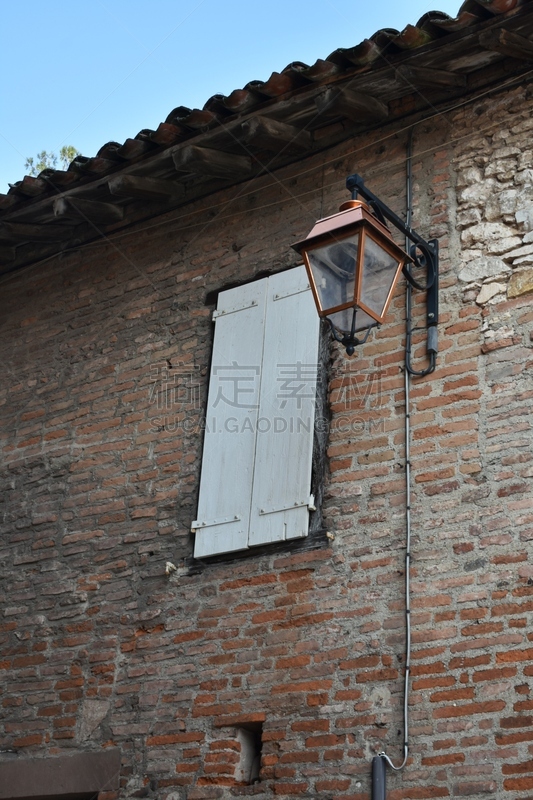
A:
[0,0,530,273]
[7,0,521,200]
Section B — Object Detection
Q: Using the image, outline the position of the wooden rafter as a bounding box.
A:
[479,28,533,61]
[240,116,312,151]
[315,88,389,123]
[0,221,74,242]
[54,197,124,224]
[108,175,183,202]
[396,64,467,88]
[0,245,15,262]
[173,146,252,180]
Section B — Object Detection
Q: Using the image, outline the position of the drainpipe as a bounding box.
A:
[372,755,387,800]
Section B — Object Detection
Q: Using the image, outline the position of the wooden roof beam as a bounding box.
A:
[172,145,252,181]
[108,174,184,202]
[53,197,124,224]
[479,28,533,61]
[0,246,15,263]
[315,87,389,123]
[0,221,75,242]
[240,116,312,151]
[396,64,467,88]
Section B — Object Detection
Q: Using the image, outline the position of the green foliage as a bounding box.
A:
[58,145,79,169]
[24,145,80,176]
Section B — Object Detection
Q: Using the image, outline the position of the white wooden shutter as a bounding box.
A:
[248,268,320,545]
[193,266,320,557]
[193,279,267,557]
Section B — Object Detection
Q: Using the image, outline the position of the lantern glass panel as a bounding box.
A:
[360,236,402,318]
[328,306,376,334]
[306,233,360,313]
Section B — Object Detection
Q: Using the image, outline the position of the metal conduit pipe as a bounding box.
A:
[372,755,387,800]
[373,125,433,797]
[340,134,438,799]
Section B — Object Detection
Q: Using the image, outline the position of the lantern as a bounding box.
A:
[292,199,409,354]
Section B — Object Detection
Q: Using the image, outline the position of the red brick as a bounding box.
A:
[422,752,465,766]
[497,647,533,663]
[429,688,474,703]
[273,782,308,795]
[503,776,533,790]
[279,751,319,763]
[315,779,351,791]
[502,759,533,774]
[453,781,496,795]
[291,719,329,732]
[433,700,505,718]
[473,667,516,682]
[13,735,43,747]
[355,668,399,683]
[305,734,344,747]
[272,681,333,694]
[500,716,533,729]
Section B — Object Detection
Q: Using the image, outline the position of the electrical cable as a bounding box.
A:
[378,125,417,773]
[404,280,437,377]
[403,122,438,379]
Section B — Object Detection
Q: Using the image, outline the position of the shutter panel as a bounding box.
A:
[193,279,267,557]
[248,267,320,546]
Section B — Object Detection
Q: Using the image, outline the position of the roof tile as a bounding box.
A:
[0,0,528,221]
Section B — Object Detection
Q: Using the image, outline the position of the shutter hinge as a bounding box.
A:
[259,495,315,515]
[273,284,311,302]
[213,299,258,320]
[191,514,241,532]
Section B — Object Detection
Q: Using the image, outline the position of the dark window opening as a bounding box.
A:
[235,722,263,784]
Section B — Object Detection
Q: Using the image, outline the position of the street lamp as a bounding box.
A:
[292,174,439,360]
[292,174,440,800]
[292,198,408,354]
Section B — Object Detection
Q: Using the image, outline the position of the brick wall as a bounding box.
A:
[1,80,533,800]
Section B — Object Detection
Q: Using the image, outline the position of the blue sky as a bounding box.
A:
[0,0,462,192]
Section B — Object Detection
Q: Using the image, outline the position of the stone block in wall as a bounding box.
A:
[492,146,521,159]
[485,158,519,181]
[508,268,533,298]
[475,282,506,305]
[487,236,522,255]
[518,149,533,170]
[461,222,517,249]
[78,698,110,741]
[458,256,510,283]
[482,189,533,231]
[458,178,496,207]
[506,243,533,265]
[485,189,519,221]
[515,168,533,186]
[516,204,533,231]
[456,166,483,187]
[0,750,121,798]
[456,208,482,230]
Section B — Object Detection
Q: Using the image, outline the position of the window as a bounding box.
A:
[235,723,263,784]
[192,266,320,558]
